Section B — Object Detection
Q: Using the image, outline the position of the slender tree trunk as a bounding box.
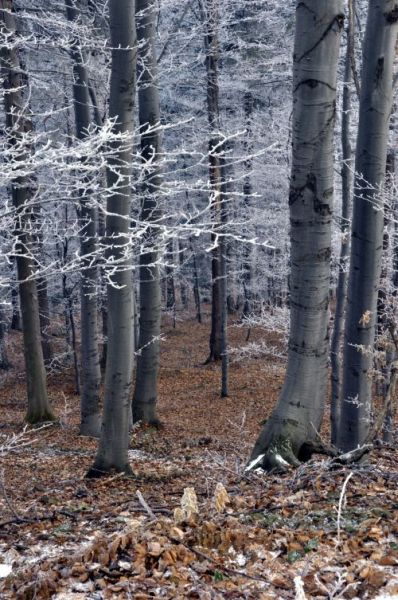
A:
[165,239,176,311]
[190,239,202,323]
[178,240,189,309]
[330,9,354,445]
[338,1,398,452]
[242,91,254,318]
[37,276,53,363]
[88,0,136,475]
[88,80,108,371]
[220,158,229,397]
[132,0,162,426]
[0,300,11,370]
[65,0,101,436]
[249,1,343,470]
[0,0,54,423]
[10,271,21,331]
[204,0,223,363]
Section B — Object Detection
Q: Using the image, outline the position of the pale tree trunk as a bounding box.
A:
[203,0,223,363]
[0,0,54,423]
[338,1,398,452]
[242,91,254,318]
[330,5,355,445]
[65,0,101,437]
[249,1,343,470]
[132,0,162,426]
[88,0,136,475]
[178,240,189,309]
[37,275,53,363]
[190,238,202,323]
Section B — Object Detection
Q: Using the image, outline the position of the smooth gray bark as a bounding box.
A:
[0,0,54,423]
[249,1,343,469]
[338,1,398,452]
[65,0,101,437]
[132,0,162,426]
[89,0,136,475]
[330,12,354,445]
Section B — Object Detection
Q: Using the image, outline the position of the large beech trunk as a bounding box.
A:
[249,0,343,470]
[132,0,162,426]
[89,0,136,475]
[0,0,54,423]
[338,1,398,452]
[65,0,101,437]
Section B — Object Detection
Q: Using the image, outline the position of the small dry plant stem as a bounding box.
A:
[337,471,353,544]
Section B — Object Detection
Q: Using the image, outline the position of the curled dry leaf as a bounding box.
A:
[174,487,199,523]
[213,482,230,513]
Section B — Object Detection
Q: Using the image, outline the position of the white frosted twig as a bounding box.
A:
[337,472,353,544]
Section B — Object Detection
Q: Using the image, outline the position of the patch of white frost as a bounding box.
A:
[0,564,12,578]
[245,453,265,472]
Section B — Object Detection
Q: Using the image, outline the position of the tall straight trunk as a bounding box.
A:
[89,0,136,475]
[190,239,202,323]
[0,0,54,423]
[242,91,254,318]
[220,156,229,397]
[165,239,176,310]
[338,1,398,452]
[132,0,162,426]
[37,275,53,362]
[330,9,355,445]
[204,0,223,363]
[65,0,101,436]
[88,81,108,371]
[0,300,11,370]
[178,240,189,308]
[249,1,343,470]
[10,266,21,330]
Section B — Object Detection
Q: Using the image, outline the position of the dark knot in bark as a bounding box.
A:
[384,6,398,23]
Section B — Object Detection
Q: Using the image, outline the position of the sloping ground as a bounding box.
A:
[0,314,398,599]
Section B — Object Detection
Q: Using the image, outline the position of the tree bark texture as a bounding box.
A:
[0,0,54,423]
[330,10,354,445]
[0,300,11,370]
[89,0,137,475]
[338,0,398,452]
[66,0,101,437]
[204,0,223,363]
[132,0,162,426]
[249,0,343,470]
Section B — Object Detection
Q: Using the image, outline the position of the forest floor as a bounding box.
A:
[1,310,398,599]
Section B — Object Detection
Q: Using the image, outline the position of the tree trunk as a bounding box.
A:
[0,0,54,424]
[330,7,354,445]
[65,0,101,437]
[249,1,343,471]
[242,91,254,318]
[10,272,21,331]
[88,0,136,475]
[132,0,162,426]
[0,300,11,370]
[204,0,223,363]
[190,238,202,323]
[37,276,53,363]
[338,1,398,452]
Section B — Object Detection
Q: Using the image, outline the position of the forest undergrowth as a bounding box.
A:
[0,312,398,599]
